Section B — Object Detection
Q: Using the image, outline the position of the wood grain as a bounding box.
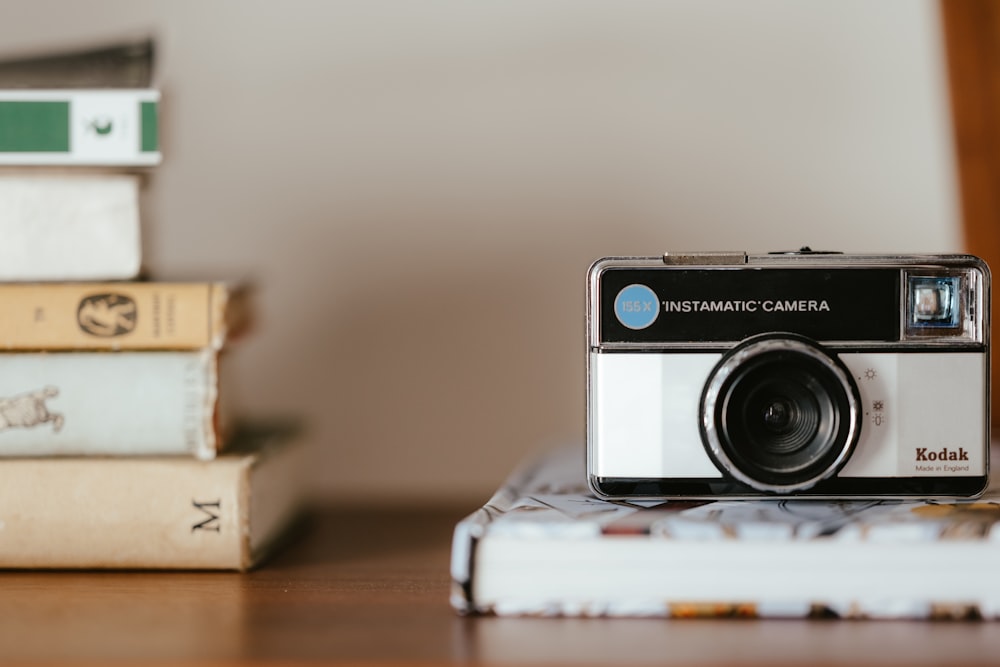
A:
[940,0,1000,419]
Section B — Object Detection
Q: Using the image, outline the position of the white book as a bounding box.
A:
[0,351,225,459]
[0,172,141,281]
[452,445,1000,619]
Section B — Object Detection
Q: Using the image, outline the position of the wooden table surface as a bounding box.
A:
[4,505,1000,665]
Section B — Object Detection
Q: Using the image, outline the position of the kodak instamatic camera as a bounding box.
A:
[587,251,990,498]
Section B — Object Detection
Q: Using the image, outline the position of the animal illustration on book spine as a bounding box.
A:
[76,293,137,337]
[0,386,63,433]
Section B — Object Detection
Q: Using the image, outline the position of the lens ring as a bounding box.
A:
[700,334,861,493]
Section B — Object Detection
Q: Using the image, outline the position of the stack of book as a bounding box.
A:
[0,40,303,571]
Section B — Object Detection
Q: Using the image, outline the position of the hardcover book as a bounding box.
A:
[0,171,142,281]
[0,425,304,570]
[452,445,1000,619]
[0,88,160,166]
[0,351,228,459]
[0,281,251,349]
[0,38,154,89]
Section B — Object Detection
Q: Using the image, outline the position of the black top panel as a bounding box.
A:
[598,267,901,344]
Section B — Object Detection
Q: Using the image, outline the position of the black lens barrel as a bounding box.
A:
[700,334,861,493]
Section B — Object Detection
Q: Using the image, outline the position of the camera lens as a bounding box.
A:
[761,400,793,432]
[700,335,860,493]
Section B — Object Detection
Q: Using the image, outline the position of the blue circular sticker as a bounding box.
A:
[614,284,659,329]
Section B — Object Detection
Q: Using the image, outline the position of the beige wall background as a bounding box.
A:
[0,1,961,502]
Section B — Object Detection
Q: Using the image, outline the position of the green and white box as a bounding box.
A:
[0,89,160,166]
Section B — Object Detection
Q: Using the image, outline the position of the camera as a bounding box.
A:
[587,251,990,498]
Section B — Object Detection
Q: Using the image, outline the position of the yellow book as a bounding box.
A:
[0,426,304,570]
[0,282,251,350]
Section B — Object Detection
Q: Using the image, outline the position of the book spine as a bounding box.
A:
[0,89,160,166]
[0,456,250,569]
[0,351,220,459]
[0,283,238,350]
[0,173,140,281]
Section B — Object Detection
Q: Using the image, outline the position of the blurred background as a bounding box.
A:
[0,1,970,503]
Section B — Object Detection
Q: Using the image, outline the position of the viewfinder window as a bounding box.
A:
[911,277,958,325]
[904,273,971,339]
